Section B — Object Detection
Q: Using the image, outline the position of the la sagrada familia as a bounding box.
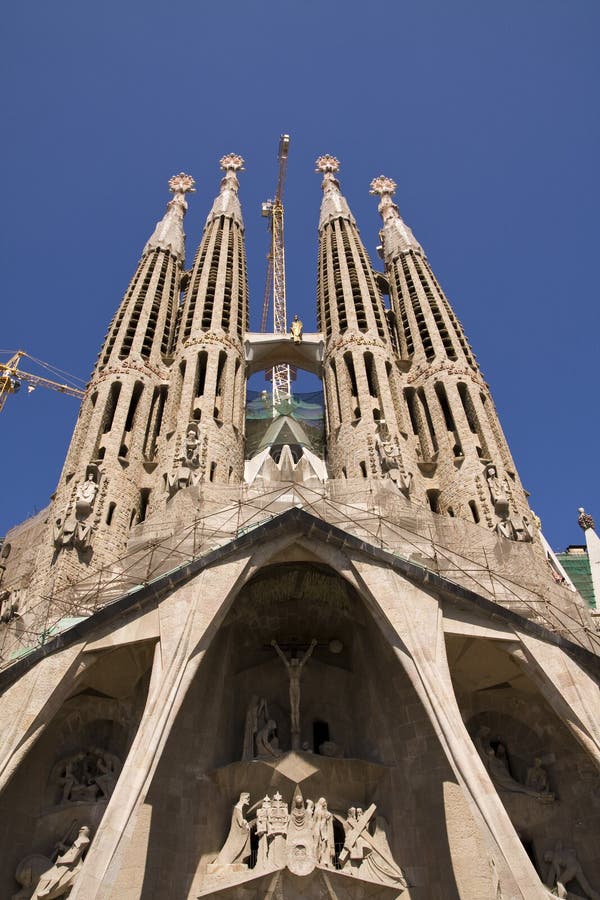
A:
[0,151,599,900]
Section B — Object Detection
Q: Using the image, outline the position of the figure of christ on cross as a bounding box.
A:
[271,638,317,750]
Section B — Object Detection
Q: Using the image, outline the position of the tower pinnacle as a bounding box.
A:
[143,172,195,261]
[316,155,354,228]
[207,154,245,225]
[370,175,423,257]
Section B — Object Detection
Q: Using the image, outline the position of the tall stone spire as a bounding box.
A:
[38,174,195,587]
[315,157,415,486]
[372,175,533,537]
[164,154,248,489]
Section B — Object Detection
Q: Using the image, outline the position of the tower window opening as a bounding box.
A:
[124,382,144,432]
[106,502,116,526]
[434,382,456,432]
[102,382,122,434]
[417,388,438,452]
[343,352,359,398]
[143,385,168,460]
[138,488,151,523]
[427,489,441,513]
[209,461,217,482]
[364,352,379,399]
[215,350,227,399]
[194,351,208,398]
[129,508,137,528]
[404,387,420,438]
[469,500,480,523]
[330,360,342,425]
[413,256,457,360]
[359,461,367,478]
[119,252,157,359]
[458,382,489,457]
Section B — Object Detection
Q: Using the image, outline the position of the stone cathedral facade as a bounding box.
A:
[0,153,599,900]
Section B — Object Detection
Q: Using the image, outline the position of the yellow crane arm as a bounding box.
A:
[0,351,85,413]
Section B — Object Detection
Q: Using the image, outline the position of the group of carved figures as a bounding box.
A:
[485,464,534,542]
[13,825,91,900]
[56,748,121,804]
[211,789,407,889]
[53,467,100,552]
[375,437,413,496]
[474,725,555,802]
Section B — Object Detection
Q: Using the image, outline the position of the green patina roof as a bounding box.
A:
[556,550,596,609]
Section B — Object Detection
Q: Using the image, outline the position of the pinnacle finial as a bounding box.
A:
[370,175,397,197]
[315,155,340,175]
[168,173,196,196]
[578,507,595,531]
[220,153,245,173]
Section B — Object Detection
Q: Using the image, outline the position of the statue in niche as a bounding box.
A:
[55,748,122,804]
[495,515,516,541]
[544,842,600,899]
[514,515,534,543]
[75,472,98,517]
[340,804,407,890]
[474,727,554,802]
[23,825,92,900]
[271,638,317,749]
[290,314,303,343]
[313,797,335,869]
[168,423,201,497]
[242,695,269,761]
[485,464,509,518]
[255,719,282,759]
[525,757,553,797]
[212,793,251,869]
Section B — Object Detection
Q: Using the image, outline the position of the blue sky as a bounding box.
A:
[1,0,598,549]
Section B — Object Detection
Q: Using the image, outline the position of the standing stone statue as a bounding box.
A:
[525,757,552,796]
[313,797,335,869]
[290,314,303,343]
[255,795,272,871]
[242,695,269,760]
[212,793,251,869]
[271,639,317,750]
[268,791,289,869]
[75,473,98,517]
[30,826,91,899]
[485,464,509,519]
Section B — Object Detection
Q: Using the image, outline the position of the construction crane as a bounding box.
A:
[261,133,294,409]
[0,350,85,414]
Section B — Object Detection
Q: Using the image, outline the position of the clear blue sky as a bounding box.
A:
[1,0,598,550]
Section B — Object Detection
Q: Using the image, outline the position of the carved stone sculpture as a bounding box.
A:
[339,803,407,890]
[255,795,271,871]
[313,797,335,869]
[268,791,289,869]
[290,314,303,344]
[212,793,251,869]
[75,473,98,517]
[544,842,600,899]
[26,826,91,900]
[55,748,122,804]
[255,719,282,759]
[242,695,269,761]
[525,757,553,797]
[485,464,509,519]
[286,788,317,876]
[271,638,317,750]
[475,727,554,802]
[168,423,202,497]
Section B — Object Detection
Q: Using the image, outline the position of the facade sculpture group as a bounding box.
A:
[56,748,122,804]
[13,826,91,900]
[53,467,101,552]
[210,789,407,889]
[474,726,555,801]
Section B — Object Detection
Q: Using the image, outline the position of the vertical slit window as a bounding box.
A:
[195,351,208,398]
[469,500,480,523]
[124,382,144,433]
[138,489,151,523]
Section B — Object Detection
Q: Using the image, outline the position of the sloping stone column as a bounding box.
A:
[351,557,548,900]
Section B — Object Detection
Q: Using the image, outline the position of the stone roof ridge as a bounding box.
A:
[205,153,245,227]
[143,172,195,261]
[315,154,356,230]
[370,175,424,258]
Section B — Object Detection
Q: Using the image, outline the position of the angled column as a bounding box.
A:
[40,174,194,589]
[315,156,417,489]
[372,175,533,538]
[163,155,248,490]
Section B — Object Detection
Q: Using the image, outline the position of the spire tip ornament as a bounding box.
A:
[578,508,595,531]
[315,155,340,175]
[168,172,196,195]
[370,175,397,197]
[220,153,245,173]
